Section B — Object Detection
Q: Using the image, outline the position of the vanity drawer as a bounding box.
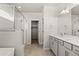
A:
[64,42,72,50]
[54,37,58,43]
[73,45,79,55]
[58,39,64,46]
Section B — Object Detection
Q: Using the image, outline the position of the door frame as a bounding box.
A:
[26,18,43,45]
[30,19,42,45]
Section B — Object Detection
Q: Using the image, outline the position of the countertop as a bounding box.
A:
[49,34,79,47]
[0,48,14,56]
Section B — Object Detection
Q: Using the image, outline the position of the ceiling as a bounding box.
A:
[71,5,79,15]
[12,3,75,13]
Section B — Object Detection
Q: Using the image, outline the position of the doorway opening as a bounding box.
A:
[31,21,39,44]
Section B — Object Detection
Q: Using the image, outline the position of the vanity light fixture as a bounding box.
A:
[18,6,21,9]
[60,9,65,14]
[60,8,69,14]
[65,8,69,13]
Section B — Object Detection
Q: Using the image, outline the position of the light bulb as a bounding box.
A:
[66,10,69,13]
[60,10,65,14]
[18,6,21,9]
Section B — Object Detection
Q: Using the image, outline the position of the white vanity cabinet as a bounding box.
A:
[49,35,79,56]
[53,37,58,56]
[64,47,78,56]
[73,45,79,55]
[58,40,65,56]
[49,36,54,50]
[64,42,78,56]
[49,36,58,56]
[64,42,72,50]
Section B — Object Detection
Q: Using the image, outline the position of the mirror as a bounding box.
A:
[71,5,79,36]
[14,8,24,31]
[0,5,15,31]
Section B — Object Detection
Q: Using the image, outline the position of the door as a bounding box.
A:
[65,48,78,56]
[31,21,39,44]
[58,43,65,56]
[51,37,58,56]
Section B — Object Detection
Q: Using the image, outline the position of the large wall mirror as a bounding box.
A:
[71,5,79,36]
[0,4,15,31]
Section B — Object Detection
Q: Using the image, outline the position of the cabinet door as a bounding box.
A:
[70,52,78,56]
[73,45,79,55]
[52,38,58,56]
[65,48,78,56]
[49,36,54,49]
[64,42,72,50]
[58,44,65,56]
[49,36,58,56]
[58,40,65,56]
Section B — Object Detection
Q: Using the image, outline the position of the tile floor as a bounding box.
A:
[24,43,54,56]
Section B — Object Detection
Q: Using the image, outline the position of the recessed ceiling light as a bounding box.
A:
[18,6,21,9]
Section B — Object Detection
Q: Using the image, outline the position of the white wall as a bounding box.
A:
[43,6,58,49]
[0,31,24,56]
[15,8,28,45]
[23,12,43,45]
[23,18,27,44]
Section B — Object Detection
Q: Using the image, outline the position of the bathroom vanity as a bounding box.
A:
[49,34,79,56]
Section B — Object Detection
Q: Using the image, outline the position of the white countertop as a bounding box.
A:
[0,48,14,56]
[49,34,79,46]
